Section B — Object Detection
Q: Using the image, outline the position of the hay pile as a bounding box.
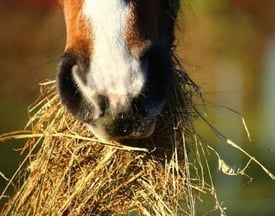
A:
[0,68,226,215]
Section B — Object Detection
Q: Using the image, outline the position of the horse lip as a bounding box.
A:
[85,118,156,142]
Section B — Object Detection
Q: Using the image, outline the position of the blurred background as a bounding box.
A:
[0,0,274,215]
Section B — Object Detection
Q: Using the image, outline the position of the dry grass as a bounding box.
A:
[3,64,273,215]
[0,66,217,215]
[0,63,274,216]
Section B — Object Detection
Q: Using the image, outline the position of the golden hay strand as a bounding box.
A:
[0,70,227,216]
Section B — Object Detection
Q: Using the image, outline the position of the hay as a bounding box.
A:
[0,67,228,216]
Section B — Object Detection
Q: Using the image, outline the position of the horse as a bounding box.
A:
[57,0,179,141]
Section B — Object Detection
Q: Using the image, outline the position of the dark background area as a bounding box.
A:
[0,0,275,215]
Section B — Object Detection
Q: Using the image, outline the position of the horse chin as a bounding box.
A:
[85,119,156,142]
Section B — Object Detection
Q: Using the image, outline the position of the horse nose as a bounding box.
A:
[57,53,89,119]
[94,94,150,120]
[92,94,110,118]
[92,94,133,120]
[90,97,155,141]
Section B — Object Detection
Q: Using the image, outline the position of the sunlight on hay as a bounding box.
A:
[2,65,274,215]
[5,62,274,216]
[0,67,224,216]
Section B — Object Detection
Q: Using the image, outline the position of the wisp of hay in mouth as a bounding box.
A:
[1,62,274,215]
[0,65,225,216]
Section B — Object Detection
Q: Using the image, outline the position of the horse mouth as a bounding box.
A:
[85,116,157,142]
[57,46,172,142]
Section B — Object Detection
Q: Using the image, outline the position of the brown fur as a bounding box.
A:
[61,0,92,56]
[61,0,162,59]
[126,0,161,56]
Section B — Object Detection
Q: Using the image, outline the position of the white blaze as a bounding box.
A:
[80,0,146,106]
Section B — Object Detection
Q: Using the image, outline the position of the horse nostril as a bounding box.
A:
[57,52,93,121]
[57,57,80,113]
[132,97,148,117]
[96,95,110,117]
